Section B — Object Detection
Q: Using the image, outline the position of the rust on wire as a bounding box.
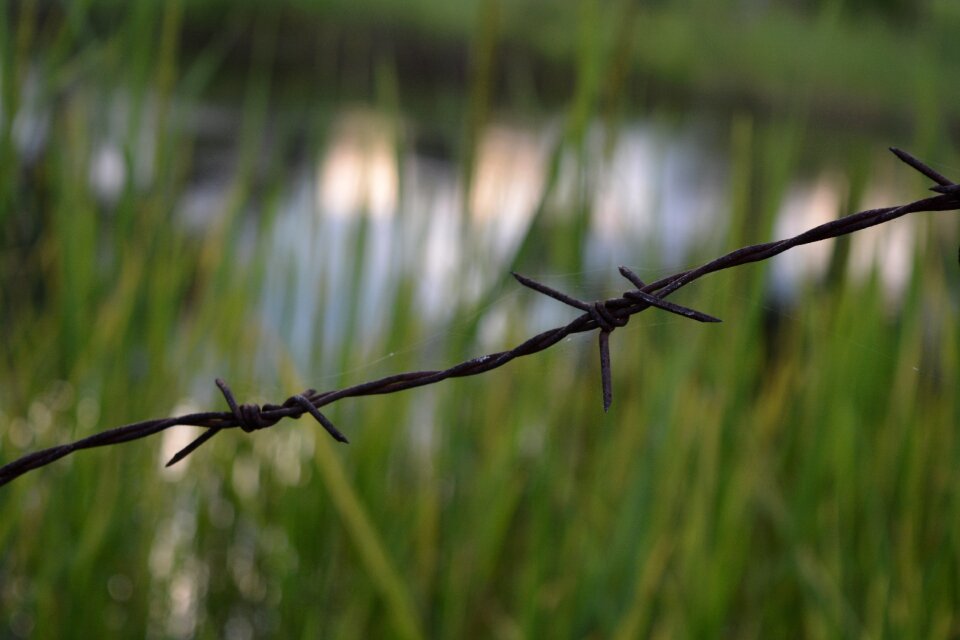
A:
[1,148,959,487]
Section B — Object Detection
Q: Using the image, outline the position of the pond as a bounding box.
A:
[11,78,922,367]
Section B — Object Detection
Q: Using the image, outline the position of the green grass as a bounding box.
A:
[2,1,960,638]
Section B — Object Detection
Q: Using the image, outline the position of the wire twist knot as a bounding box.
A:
[217,378,281,432]
[589,300,629,333]
[215,378,348,442]
[236,403,273,432]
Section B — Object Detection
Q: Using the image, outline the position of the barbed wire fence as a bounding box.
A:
[2,148,958,488]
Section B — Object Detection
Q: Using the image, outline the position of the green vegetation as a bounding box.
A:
[2,1,959,638]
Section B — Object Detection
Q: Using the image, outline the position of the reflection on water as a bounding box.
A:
[261,111,557,374]
[7,63,921,338]
[10,65,921,362]
[255,107,922,374]
[587,123,729,273]
[7,64,925,358]
[317,111,397,220]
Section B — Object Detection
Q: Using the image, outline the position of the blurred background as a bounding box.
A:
[2,0,960,637]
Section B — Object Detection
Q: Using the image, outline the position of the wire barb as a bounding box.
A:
[2,147,959,488]
[890,147,955,187]
[618,266,721,323]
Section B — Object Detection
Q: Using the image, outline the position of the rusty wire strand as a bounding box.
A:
[1,148,958,487]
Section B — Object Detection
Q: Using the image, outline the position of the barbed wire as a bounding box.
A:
[2,148,958,487]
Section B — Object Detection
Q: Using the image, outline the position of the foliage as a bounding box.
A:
[1,1,959,638]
